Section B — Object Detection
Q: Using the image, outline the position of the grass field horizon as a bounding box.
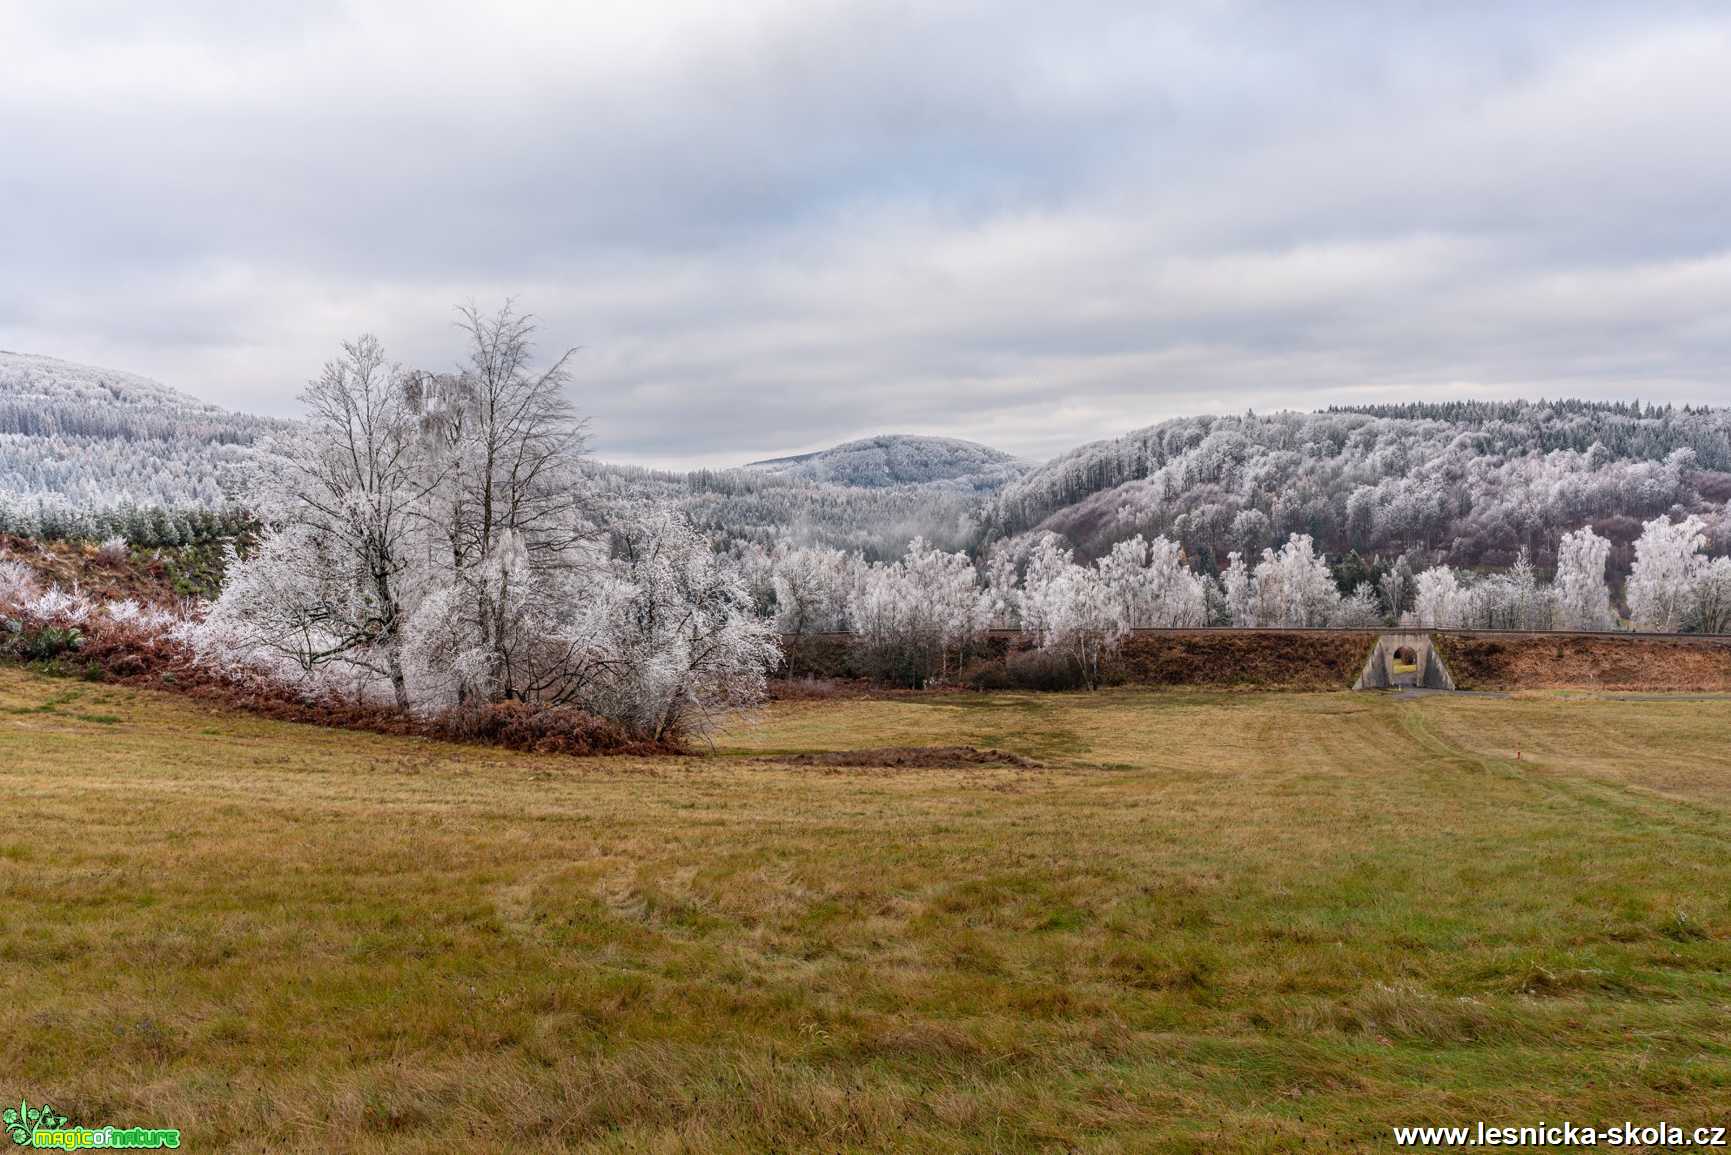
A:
[5,667,1731,1151]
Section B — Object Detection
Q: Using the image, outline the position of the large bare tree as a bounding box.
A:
[228,335,432,709]
[408,302,593,701]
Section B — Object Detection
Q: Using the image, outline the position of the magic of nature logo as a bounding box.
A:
[4,1099,181,1149]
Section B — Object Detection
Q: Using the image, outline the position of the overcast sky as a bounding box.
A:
[4,2,1731,468]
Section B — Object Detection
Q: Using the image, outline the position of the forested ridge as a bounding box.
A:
[5,350,1731,586]
[0,351,281,542]
[990,401,1731,576]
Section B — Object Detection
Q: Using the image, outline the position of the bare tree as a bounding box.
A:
[406,302,594,701]
[222,335,432,708]
[199,304,781,740]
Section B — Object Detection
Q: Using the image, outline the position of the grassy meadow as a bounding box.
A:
[3,667,1731,1151]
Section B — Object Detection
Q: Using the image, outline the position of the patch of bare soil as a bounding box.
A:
[774,745,1044,769]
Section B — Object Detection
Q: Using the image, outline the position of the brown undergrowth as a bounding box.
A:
[3,613,673,757]
[0,533,226,604]
[1437,632,1731,691]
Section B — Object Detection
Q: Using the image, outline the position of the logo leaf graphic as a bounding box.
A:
[4,1099,68,1145]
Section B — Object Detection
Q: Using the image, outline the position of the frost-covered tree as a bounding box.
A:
[847,537,988,686]
[1412,565,1468,628]
[195,310,779,741]
[1222,551,1255,627]
[1015,535,1070,643]
[1094,534,1210,630]
[1626,515,1707,632]
[1463,550,1553,630]
[401,527,614,710]
[1251,534,1340,628]
[1332,582,1385,628]
[406,303,593,703]
[1378,556,1416,621]
[1019,536,1115,688]
[213,336,427,708]
[770,546,854,635]
[1692,557,1731,635]
[1231,508,1271,553]
[1506,550,1550,630]
[1553,527,1616,631]
[982,544,1022,629]
[590,503,782,741]
[202,522,386,683]
[904,537,993,670]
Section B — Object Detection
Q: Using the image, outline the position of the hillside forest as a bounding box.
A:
[4,313,1731,724]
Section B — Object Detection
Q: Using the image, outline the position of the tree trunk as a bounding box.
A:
[371,562,410,713]
[387,648,410,713]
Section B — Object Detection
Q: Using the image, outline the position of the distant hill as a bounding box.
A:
[744,434,1030,491]
[989,400,1731,577]
[0,351,279,441]
[0,351,285,540]
[7,350,1731,576]
[0,352,1018,556]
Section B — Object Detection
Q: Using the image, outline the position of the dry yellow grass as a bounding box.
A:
[3,668,1731,1151]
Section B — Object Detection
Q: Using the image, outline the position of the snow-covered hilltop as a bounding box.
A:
[0,351,285,540]
[744,434,1030,491]
[0,350,281,441]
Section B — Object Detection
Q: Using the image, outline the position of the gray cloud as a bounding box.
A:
[3,0,1731,468]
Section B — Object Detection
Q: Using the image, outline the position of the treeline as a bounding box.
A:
[2,350,1015,562]
[0,350,288,442]
[0,494,249,546]
[754,513,1731,687]
[11,347,1731,643]
[0,433,250,520]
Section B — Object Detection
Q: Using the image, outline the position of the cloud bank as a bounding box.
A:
[4,1,1730,466]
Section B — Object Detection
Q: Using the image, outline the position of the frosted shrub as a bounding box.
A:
[0,558,41,604]
[103,598,179,633]
[26,585,92,625]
